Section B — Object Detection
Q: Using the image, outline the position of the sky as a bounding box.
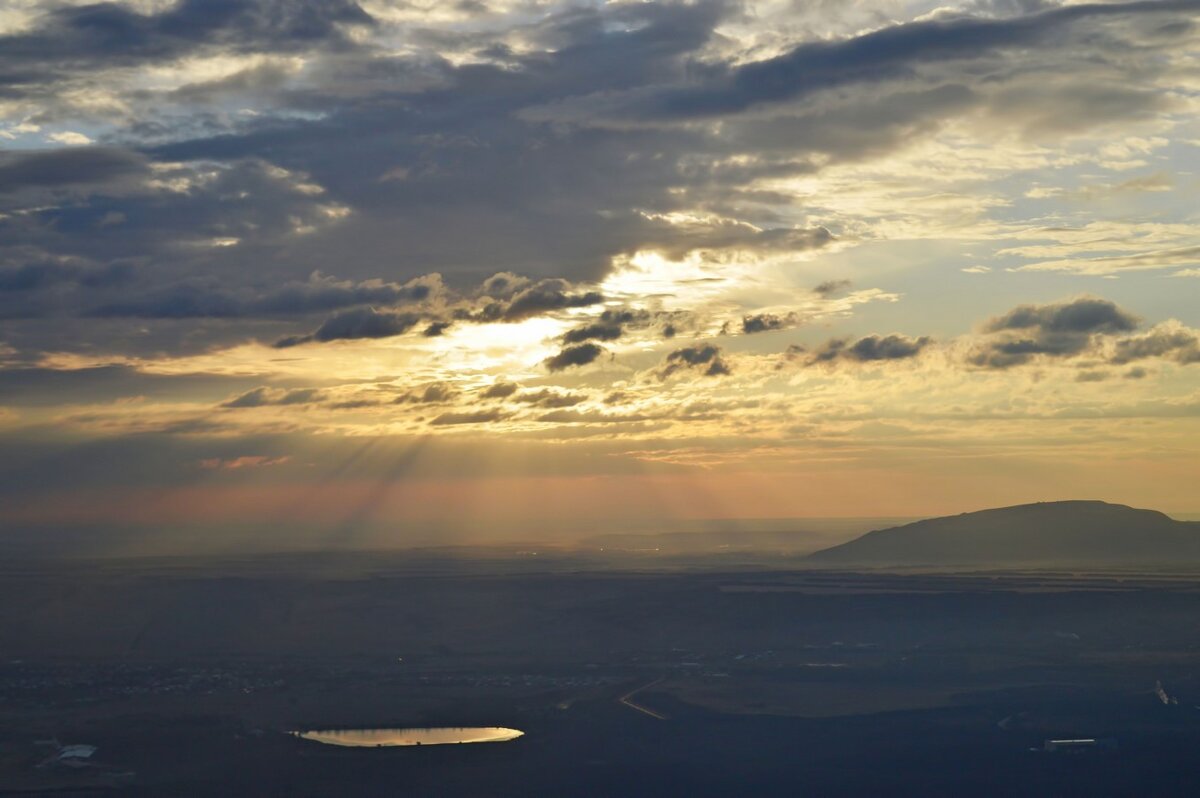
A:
[1,0,1199,549]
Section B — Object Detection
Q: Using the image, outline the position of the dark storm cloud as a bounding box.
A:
[660,344,731,378]
[131,1,742,285]
[544,343,605,372]
[806,334,932,364]
[0,257,133,294]
[543,0,1195,123]
[970,297,1141,369]
[0,365,261,407]
[273,306,421,347]
[90,273,437,319]
[0,156,363,328]
[0,0,372,90]
[0,147,149,192]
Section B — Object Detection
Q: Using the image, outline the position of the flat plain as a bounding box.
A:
[4,552,1200,796]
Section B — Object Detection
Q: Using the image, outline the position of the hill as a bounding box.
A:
[806,501,1200,567]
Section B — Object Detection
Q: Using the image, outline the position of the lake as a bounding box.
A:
[292,727,525,747]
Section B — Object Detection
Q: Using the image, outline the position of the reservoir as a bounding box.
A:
[292,727,525,747]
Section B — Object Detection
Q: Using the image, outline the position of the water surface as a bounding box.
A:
[293,727,524,747]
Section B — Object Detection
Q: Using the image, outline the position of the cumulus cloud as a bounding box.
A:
[561,309,660,344]
[544,343,605,372]
[982,298,1140,336]
[274,307,421,347]
[969,297,1140,369]
[742,313,798,334]
[802,334,932,365]
[476,279,605,323]
[1110,323,1200,366]
[660,344,731,378]
[563,322,625,344]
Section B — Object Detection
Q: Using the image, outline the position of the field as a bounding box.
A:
[3,553,1200,795]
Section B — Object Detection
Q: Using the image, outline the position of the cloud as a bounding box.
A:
[0,147,148,192]
[742,313,798,335]
[429,409,508,426]
[1075,370,1108,383]
[514,389,586,408]
[563,322,624,344]
[0,364,259,406]
[0,258,133,295]
[481,381,519,399]
[274,307,421,347]
[660,344,731,378]
[199,455,289,470]
[0,0,1196,502]
[93,272,440,319]
[544,343,605,372]
[1016,245,1200,276]
[0,0,1191,366]
[561,309,658,343]
[813,279,852,297]
[46,131,93,146]
[1110,323,1200,366]
[478,273,531,299]
[969,297,1140,369]
[806,334,932,364]
[0,0,373,88]
[221,387,324,408]
[526,0,1190,124]
[477,279,605,323]
[395,382,459,404]
[983,298,1140,336]
[535,409,652,425]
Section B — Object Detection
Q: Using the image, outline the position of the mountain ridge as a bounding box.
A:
[806,500,1200,566]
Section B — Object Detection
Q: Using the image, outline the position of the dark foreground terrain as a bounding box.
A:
[4,552,1200,796]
